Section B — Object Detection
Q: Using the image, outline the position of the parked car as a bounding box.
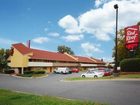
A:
[70,68,79,73]
[54,67,72,74]
[81,70,104,78]
[97,68,112,76]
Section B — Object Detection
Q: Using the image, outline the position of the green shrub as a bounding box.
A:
[21,74,32,77]
[24,71,34,74]
[33,70,46,74]
[4,69,15,74]
[120,58,140,72]
[24,70,46,76]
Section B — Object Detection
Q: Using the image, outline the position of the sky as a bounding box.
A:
[0,0,140,62]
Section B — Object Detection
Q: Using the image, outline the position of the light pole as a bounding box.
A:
[114,4,119,75]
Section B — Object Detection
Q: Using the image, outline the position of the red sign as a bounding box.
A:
[125,25,139,50]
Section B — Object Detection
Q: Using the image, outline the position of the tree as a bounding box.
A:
[112,22,140,66]
[57,45,74,55]
[0,48,10,72]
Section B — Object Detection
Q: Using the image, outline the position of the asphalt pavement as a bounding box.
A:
[0,73,140,105]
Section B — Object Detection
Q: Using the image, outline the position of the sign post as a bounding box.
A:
[113,4,119,76]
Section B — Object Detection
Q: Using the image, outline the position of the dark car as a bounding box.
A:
[71,68,79,73]
[98,68,112,76]
[104,68,112,76]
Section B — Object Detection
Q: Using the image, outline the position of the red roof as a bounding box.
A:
[91,57,105,64]
[12,43,76,62]
[74,56,95,63]
[12,43,31,54]
[74,56,105,64]
[12,43,104,64]
[30,49,76,62]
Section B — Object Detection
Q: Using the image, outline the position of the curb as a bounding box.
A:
[11,74,48,79]
[61,78,140,82]
[0,73,10,76]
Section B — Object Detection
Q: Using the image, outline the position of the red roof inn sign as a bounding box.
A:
[125,25,139,50]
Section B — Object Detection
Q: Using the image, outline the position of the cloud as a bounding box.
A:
[0,38,17,46]
[115,0,140,28]
[48,32,60,37]
[80,0,140,40]
[58,15,81,34]
[95,0,102,8]
[32,37,49,44]
[79,3,115,41]
[94,0,104,8]
[81,42,102,56]
[59,0,140,41]
[62,34,84,42]
[44,28,48,32]
[95,0,109,8]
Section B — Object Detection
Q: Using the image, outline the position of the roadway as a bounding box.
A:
[0,73,140,105]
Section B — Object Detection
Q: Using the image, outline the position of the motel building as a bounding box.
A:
[8,43,105,74]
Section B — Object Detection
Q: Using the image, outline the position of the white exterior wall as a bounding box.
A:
[28,62,53,67]
[28,62,101,67]
[80,63,97,67]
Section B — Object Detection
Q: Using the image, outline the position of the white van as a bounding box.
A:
[54,67,71,74]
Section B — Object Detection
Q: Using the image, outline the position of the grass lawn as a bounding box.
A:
[0,89,107,105]
[66,77,113,81]
[120,74,140,78]
[66,74,140,81]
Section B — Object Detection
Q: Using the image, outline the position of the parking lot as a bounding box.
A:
[0,73,140,105]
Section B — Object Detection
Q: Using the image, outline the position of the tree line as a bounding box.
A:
[0,49,11,72]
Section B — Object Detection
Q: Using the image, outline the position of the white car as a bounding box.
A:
[54,67,71,74]
[81,70,104,78]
